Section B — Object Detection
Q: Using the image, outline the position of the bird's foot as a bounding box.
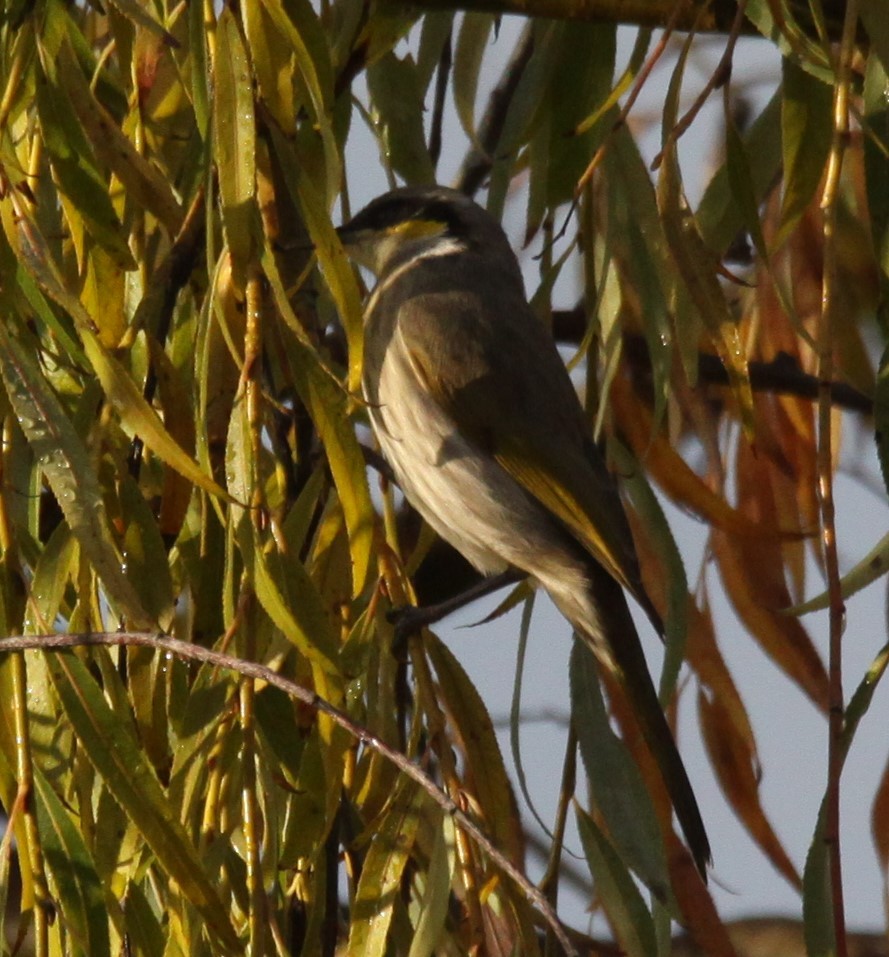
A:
[388,570,524,647]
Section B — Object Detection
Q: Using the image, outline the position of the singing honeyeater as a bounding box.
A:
[338,185,710,876]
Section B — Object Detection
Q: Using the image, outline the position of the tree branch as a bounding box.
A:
[408,0,849,42]
[0,631,579,957]
[550,312,873,416]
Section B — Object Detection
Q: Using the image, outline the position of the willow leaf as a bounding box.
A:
[576,806,657,957]
[570,641,669,899]
[33,766,111,957]
[215,6,257,268]
[80,333,233,503]
[47,651,241,954]
[0,320,149,627]
[57,38,184,236]
[346,782,426,957]
[657,42,753,434]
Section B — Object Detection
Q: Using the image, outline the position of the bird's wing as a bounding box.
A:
[494,434,643,597]
[395,286,649,612]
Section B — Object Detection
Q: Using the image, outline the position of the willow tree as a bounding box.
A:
[0,1,885,956]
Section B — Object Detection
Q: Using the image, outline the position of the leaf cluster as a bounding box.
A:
[0,1,886,956]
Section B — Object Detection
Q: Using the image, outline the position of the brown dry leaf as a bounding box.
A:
[683,596,754,748]
[667,833,739,957]
[698,689,800,888]
[742,391,818,602]
[712,527,828,711]
[611,372,775,540]
[872,753,889,876]
[764,398,819,597]
[714,440,829,710]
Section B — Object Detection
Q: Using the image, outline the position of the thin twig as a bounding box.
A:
[0,630,580,957]
[550,318,873,416]
[818,0,859,952]
[455,23,536,196]
[429,27,453,171]
[649,0,748,171]
[540,726,577,957]
[575,10,682,196]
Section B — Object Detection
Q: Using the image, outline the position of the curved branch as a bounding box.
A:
[0,631,579,957]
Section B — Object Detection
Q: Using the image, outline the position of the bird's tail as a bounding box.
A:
[555,564,711,879]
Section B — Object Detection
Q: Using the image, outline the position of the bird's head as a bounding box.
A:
[337,186,515,278]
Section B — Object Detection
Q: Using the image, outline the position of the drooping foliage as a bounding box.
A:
[0,2,886,955]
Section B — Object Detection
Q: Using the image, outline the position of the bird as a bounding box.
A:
[337,184,710,878]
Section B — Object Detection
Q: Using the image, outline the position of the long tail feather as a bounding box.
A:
[563,565,711,878]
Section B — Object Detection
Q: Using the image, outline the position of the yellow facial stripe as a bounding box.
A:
[389,219,446,239]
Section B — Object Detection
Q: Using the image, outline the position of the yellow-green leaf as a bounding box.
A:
[258,0,339,200]
[80,332,233,503]
[786,528,889,615]
[215,7,257,269]
[779,59,833,242]
[367,52,435,185]
[262,237,373,595]
[407,814,453,957]
[56,38,184,236]
[47,650,241,953]
[119,476,175,630]
[0,320,150,627]
[33,56,135,271]
[33,766,112,957]
[243,0,296,130]
[346,782,426,957]
[425,632,524,864]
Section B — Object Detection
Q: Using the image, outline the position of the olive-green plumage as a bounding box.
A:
[339,185,710,877]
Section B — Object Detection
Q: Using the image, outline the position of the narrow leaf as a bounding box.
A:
[47,651,241,953]
[33,56,135,271]
[57,39,184,236]
[367,52,436,185]
[258,0,340,200]
[119,476,175,630]
[452,13,492,145]
[802,803,835,957]
[215,7,257,267]
[107,0,177,44]
[657,71,754,433]
[0,321,149,627]
[610,439,688,700]
[243,0,296,130]
[699,90,783,253]
[576,806,657,957]
[80,333,233,503]
[33,766,111,957]
[570,641,669,898]
[425,632,524,864]
[407,815,453,957]
[698,690,799,888]
[779,58,833,241]
[786,528,889,614]
[346,783,425,957]
[712,528,828,711]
